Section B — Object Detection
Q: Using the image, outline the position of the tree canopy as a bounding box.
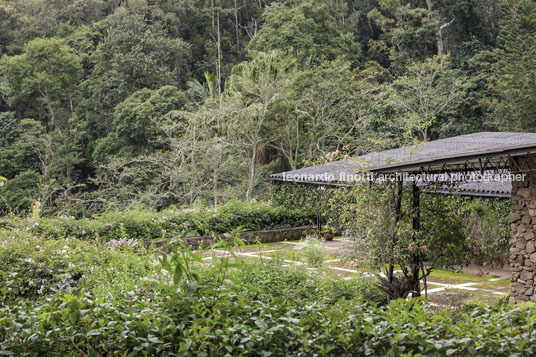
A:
[0,0,534,214]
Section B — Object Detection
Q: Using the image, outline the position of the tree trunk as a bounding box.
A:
[41,88,55,130]
[436,19,455,55]
[216,12,222,98]
[246,144,257,201]
[234,0,240,52]
[211,0,215,29]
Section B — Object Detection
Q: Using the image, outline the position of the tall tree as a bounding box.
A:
[493,0,536,131]
[85,13,190,134]
[225,51,295,200]
[391,55,465,141]
[248,0,360,66]
[0,37,82,130]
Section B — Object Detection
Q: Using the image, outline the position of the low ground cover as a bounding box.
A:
[2,288,535,356]
[473,279,511,292]
[428,269,495,284]
[1,218,531,356]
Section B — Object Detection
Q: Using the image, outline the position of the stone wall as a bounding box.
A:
[146,225,315,250]
[184,225,315,249]
[510,156,536,303]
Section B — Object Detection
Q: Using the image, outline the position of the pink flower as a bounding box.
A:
[421,245,428,252]
[408,244,414,251]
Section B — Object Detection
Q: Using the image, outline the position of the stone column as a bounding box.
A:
[509,156,536,303]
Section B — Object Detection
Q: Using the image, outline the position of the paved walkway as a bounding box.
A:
[206,238,509,305]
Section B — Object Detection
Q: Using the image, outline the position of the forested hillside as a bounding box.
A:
[0,0,535,215]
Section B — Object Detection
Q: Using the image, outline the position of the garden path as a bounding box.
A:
[207,238,510,306]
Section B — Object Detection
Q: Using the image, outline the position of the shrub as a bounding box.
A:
[233,260,384,305]
[0,171,40,213]
[1,224,534,356]
[1,294,535,356]
[300,235,328,268]
[0,228,163,302]
[327,277,387,306]
[27,201,315,241]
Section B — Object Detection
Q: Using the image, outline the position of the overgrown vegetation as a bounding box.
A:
[274,181,511,266]
[0,0,533,354]
[3,292,536,356]
[1,0,534,214]
[9,201,314,241]
[1,220,535,356]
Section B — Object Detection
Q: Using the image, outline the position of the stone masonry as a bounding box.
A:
[509,155,536,303]
[145,225,315,250]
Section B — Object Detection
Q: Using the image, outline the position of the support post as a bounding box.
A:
[412,183,421,297]
[316,189,323,231]
[509,156,536,303]
[388,179,403,283]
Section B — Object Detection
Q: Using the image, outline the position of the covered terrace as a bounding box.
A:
[269,132,536,302]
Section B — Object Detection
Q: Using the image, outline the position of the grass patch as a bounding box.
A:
[428,269,494,284]
[473,279,510,292]
[237,242,296,253]
[257,249,303,261]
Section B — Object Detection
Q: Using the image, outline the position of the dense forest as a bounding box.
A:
[0,0,535,215]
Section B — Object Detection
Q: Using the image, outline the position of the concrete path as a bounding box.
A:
[208,238,509,304]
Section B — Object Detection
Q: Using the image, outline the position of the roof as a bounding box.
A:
[359,132,536,174]
[269,132,536,198]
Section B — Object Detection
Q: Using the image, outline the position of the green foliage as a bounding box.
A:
[392,55,466,141]
[0,113,41,179]
[94,85,188,160]
[300,235,329,268]
[459,197,511,266]
[277,176,511,268]
[1,292,536,355]
[0,0,532,214]
[86,13,190,117]
[0,37,82,128]
[0,212,533,356]
[0,227,161,302]
[311,177,511,297]
[494,0,536,130]
[247,0,360,65]
[29,201,314,241]
[272,182,319,213]
[232,258,387,306]
[0,170,40,213]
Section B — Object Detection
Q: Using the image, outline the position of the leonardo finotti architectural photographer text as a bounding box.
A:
[281,171,527,184]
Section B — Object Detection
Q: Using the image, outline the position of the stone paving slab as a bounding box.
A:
[205,238,509,305]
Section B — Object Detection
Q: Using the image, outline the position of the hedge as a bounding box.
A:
[30,200,315,241]
[1,295,535,356]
